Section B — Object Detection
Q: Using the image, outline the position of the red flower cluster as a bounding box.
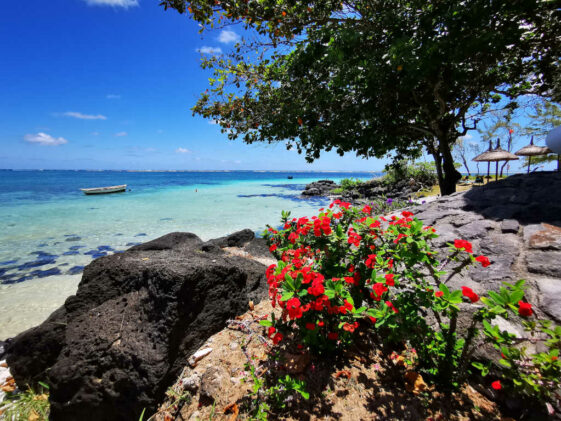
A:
[454,239,473,253]
[365,254,377,269]
[462,286,479,303]
[475,255,491,267]
[491,380,502,390]
[518,301,533,317]
[385,273,395,286]
[371,282,388,301]
[347,228,362,247]
[313,216,332,236]
[343,321,359,332]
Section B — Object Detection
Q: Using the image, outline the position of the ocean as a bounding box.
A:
[0,170,379,338]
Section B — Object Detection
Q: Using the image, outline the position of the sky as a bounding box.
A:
[0,0,557,172]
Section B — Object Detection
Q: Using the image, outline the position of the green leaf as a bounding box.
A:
[259,319,273,327]
[499,359,512,368]
[439,283,450,297]
[488,291,506,305]
[449,290,463,303]
[510,290,524,304]
[324,289,335,299]
[281,291,294,301]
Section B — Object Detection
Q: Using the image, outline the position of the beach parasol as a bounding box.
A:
[514,136,553,174]
[473,139,519,181]
[473,139,495,179]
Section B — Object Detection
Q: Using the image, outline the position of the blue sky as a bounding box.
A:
[0,0,557,172]
[0,0,388,171]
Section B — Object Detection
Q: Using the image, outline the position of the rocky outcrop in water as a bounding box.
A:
[301,177,429,202]
[5,230,271,421]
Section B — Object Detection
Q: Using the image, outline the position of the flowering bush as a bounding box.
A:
[262,200,560,411]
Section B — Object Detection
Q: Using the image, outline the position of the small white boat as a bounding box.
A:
[80,184,127,195]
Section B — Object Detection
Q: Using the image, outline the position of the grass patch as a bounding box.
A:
[0,384,50,420]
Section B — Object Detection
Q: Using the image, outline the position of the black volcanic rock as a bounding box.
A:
[5,230,269,421]
[301,179,337,196]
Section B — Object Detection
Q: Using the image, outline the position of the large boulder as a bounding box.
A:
[5,230,269,421]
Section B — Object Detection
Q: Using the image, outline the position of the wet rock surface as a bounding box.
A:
[4,230,269,421]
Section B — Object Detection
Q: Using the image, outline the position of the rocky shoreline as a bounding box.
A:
[301,177,431,202]
[2,172,561,420]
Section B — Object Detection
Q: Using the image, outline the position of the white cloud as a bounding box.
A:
[197,46,222,55]
[115,131,128,137]
[63,111,107,120]
[218,30,240,44]
[175,147,192,154]
[24,132,68,146]
[106,94,121,99]
[85,0,138,8]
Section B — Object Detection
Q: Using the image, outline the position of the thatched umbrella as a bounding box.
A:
[484,139,520,181]
[514,136,553,174]
[473,139,495,179]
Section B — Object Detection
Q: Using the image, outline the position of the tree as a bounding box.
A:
[162,0,560,195]
[453,137,479,176]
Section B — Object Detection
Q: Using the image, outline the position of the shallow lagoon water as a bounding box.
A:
[0,170,378,338]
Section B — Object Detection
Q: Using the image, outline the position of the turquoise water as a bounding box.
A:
[0,170,378,338]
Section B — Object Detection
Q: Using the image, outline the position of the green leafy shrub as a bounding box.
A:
[263,201,560,413]
[384,160,438,187]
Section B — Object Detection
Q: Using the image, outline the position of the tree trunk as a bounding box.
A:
[461,156,471,176]
[432,150,444,188]
[439,139,462,195]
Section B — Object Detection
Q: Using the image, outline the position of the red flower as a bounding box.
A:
[461,286,479,303]
[393,233,407,244]
[307,279,325,296]
[288,232,299,244]
[491,380,501,390]
[371,282,388,301]
[384,273,395,286]
[434,291,444,298]
[475,255,491,267]
[305,322,316,331]
[401,211,414,218]
[343,322,359,332]
[518,301,533,317]
[272,332,283,345]
[269,244,278,252]
[370,220,381,229]
[362,205,372,214]
[327,332,339,340]
[454,239,473,253]
[267,326,276,338]
[286,297,303,319]
[365,254,377,269]
[385,300,399,313]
